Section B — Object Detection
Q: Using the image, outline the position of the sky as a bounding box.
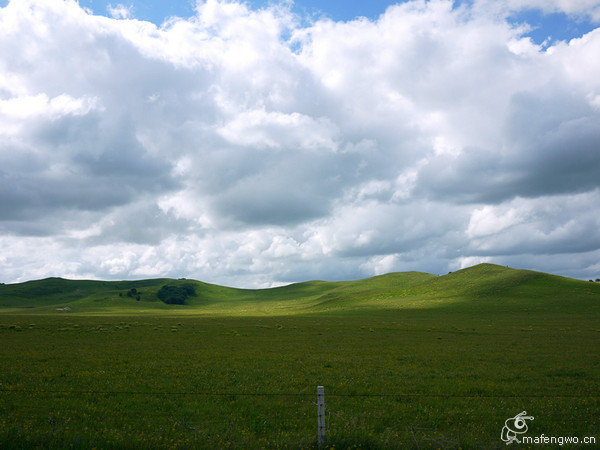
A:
[0,0,599,287]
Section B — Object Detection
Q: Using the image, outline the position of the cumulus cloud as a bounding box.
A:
[1,0,599,286]
[107,3,133,20]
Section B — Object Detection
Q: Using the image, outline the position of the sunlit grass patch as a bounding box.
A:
[1,308,599,447]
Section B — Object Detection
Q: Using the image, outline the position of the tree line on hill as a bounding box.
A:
[119,288,141,301]
[156,284,196,305]
[117,284,196,304]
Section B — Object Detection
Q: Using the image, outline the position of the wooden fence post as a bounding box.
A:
[317,385,325,445]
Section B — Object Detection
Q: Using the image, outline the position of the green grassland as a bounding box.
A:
[1,263,599,448]
[2,263,599,316]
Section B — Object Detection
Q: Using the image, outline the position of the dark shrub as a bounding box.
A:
[157,284,195,305]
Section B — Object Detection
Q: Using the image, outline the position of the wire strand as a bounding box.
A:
[1,388,597,398]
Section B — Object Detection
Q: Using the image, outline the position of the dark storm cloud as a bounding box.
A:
[416,89,600,204]
[0,109,179,229]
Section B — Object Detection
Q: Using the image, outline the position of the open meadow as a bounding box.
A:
[1,264,599,448]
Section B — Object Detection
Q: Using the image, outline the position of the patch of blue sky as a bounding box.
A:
[74,0,195,24]
[508,9,597,46]
[1,0,597,43]
[260,0,399,22]
[70,0,399,24]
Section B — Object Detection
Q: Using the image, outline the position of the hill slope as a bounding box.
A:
[1,264,599,315]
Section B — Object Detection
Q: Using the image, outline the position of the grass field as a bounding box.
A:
[1,264,599,448]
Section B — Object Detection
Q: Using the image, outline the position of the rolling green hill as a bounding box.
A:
[2,263,600,447]
[1,263,599,315]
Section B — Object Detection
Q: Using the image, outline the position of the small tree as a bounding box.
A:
[157,284,195,305]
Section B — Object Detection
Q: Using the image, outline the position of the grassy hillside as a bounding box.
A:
[1,264,599,447]
[1,263,599,315]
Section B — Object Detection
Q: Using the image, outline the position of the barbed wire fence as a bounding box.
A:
[2,386,598,440]
[4,386,598,398]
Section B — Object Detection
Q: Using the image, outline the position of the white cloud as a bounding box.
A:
[361,254,401,276]
[451,256,492,271]
[0,0,599,286]
[217,108,339,151]
[0,93,96,120]
[107,3,133,20]
[467,205,525,238]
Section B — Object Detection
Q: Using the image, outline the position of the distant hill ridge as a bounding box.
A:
[1,264,599,315]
